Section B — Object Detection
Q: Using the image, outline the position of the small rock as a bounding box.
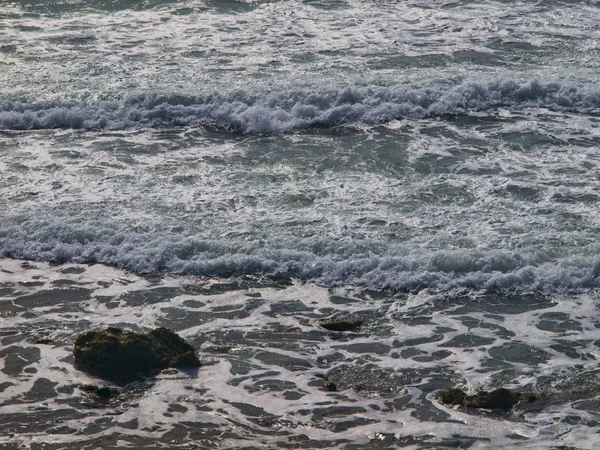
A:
[96,386,116,399]
[438,388,535,410]
[80,384,120,399]
[325,381,337,392]
[465,389,520,409]
[318,317,363,332]
[520,392,538,403]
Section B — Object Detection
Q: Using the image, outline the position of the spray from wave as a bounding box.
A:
[2,80,599,133]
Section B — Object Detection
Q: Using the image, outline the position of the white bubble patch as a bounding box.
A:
[1,259,600,449]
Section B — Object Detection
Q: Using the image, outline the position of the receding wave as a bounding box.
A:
[1,223,599,293]
[2,80,600,133]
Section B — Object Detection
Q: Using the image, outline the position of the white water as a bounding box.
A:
[2,259,600,449]
[3,0,600,448]
[2,81,600,132]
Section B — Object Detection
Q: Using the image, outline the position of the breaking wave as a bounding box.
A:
[1,223,599,294]
[2,80,600,133]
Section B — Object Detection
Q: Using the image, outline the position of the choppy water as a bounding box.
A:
[2,0,600,448]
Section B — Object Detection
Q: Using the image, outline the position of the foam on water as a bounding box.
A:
[2,223,600,294]
[2,259,600,449]
[2,80,600,133]
[3,0,600,106]
[3,0,600,447]
[2,107,600,295]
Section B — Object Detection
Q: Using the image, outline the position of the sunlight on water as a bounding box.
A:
[2,0,600,448]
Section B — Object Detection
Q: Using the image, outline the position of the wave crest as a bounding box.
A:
[2,80,599,133]
[1,223,598,294]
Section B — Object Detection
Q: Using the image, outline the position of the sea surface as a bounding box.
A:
[2,0,600,448]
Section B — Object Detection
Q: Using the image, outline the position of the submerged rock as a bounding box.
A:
[73,327,200,385]
[324,364,422,396]
[318,317,363,332]
[438,388,535,410]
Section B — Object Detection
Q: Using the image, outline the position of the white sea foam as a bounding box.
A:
[1,223,599,293]
[4,0,600,448]
[2,258,600,449]
[2,80,600,133]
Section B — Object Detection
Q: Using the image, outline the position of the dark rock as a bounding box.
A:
[318,317,363,332]
[105,327,123,334]
[96,386,116,398]
[325,381,337,391]
[73,327,200,385]
[464,389,520,409]
[438,388,467,405]
[520,392,537,403]
[80,384,120,399]
[438,388,535,410]
[170,351,201,368]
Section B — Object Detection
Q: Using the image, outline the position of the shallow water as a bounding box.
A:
[2,0,600,448]
[5,112,600,293]
[1,259,600,449]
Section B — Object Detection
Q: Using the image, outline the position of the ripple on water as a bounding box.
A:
[0,259,600,448]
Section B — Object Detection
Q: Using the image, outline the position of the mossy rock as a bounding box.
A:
[318,317,363,332]
[74,327,200,385]
[438,388,536,410]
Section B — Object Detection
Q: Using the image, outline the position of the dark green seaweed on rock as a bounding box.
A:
[438,388,536,410]
[73,327,200,385]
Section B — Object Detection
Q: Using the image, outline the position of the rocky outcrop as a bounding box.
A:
[73,327,200,385]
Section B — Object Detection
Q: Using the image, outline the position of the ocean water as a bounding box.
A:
[2,0,600,448]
